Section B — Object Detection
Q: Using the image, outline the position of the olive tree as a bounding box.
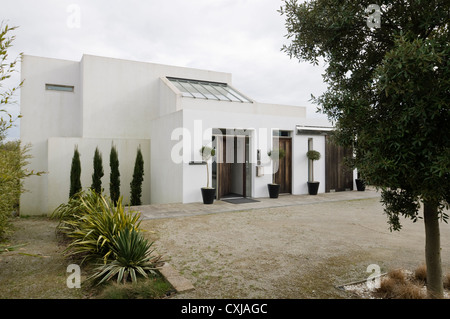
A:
[280,0,449,298]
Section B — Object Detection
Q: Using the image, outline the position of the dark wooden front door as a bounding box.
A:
[216,136,249,199]
[325,136,353,192]
[274,137,292,194]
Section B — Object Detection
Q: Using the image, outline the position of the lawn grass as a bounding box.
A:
[96,274,175,299]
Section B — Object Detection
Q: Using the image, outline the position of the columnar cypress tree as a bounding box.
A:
[69,145,82,198]
[91,147,104,194]
[109,144,120,204]
[130,146,144,206]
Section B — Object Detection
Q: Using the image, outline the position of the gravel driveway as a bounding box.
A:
[141,193,450,299]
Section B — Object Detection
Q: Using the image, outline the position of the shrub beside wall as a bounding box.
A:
[52,190,163,285]
[130,146,144,206]
[0,141,24,237]
[91,147,104,194]
[109,144,120,205]
[69,146,82,198]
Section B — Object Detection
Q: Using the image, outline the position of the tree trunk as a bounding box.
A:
[423,200,443,299]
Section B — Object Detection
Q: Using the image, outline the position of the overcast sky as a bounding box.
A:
[2,0,328,139]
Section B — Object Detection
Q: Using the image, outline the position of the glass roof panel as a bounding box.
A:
[191,82,219,100]
[212,85,243,102]
[170,80,193,97]
[167,77,251,103]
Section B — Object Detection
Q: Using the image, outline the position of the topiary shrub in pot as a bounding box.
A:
[306,150,321,195]
[267,149,286,198]
[200,146,216,204]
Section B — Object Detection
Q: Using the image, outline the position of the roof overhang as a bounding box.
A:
[296,125,334,135]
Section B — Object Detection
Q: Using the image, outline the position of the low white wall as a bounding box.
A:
[47,137,150,213]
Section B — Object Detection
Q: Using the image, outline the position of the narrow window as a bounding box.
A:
[308,138,313,151]
[308,138,313,181]
[45,84,74,92]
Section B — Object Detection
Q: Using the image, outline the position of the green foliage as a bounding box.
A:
[97,277,172,299]
[280,0,450,227]
[52,190,142,264]
[0,141,26,236]
[0,23,28,239]
[368,35,450,230]
[52,190,163,287]
[130,147,144,206]
[306,150,321,161]
[91,147,104,194]
[89,227,162,285]
[109,144,120,204]
[306,150,321,182]
[0,141,43,240]
[51,188,103,232]
[281,0,450,297]
[69,146,82,198]
[1,22,23,132]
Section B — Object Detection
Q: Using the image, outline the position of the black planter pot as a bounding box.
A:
[307,181,320,195]
[355,179,366,191]
[201,187,215,204]
[268,183,280,198]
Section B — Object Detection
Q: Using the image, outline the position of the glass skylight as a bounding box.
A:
[167,77,251,103]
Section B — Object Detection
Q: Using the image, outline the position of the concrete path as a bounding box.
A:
[133,188,381,220]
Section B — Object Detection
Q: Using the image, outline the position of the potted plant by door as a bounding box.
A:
[306,150,321,195]
[200,146,216,204]
[267,149,286,198]
[355,172,366,191]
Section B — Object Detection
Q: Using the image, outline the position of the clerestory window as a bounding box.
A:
[45,84,74,92]
[167,77,251,103]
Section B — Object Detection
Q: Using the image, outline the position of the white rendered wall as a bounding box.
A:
[150,110,184,204]
[47,137,150,213]
[177,99,330,203]
[20,54,233,214]
[20,55,82,215]
[80,55,231,139]
[20,54,335,212]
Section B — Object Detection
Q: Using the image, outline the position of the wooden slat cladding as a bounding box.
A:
[274,137,292,194]
[325,136,353,192]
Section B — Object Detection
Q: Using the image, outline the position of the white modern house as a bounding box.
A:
[20,54,355,216]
